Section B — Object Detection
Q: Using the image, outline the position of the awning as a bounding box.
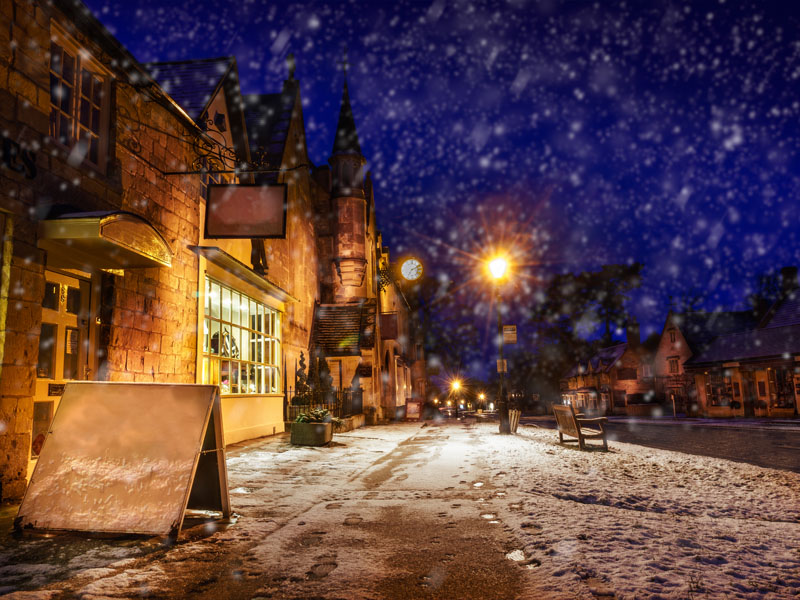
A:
[190,245,298,303]
[39,211,172,270]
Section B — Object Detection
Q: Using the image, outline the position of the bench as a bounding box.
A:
[553,404,608,451]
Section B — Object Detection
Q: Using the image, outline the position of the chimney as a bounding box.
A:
[780,266,798,296]
[626,319,640,349]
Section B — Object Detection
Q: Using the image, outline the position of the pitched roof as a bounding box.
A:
[670,310,757,354]
[687,324,800,365]
[332,79,362,155]
[761,292,800,328]
[563,342,627,379]
[243,89,295,179]
[143,57,234,122]
[313,300,376,357]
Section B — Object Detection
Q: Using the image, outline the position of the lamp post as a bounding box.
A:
[479,392,485,411]
[451,379,461,419]
[488,256,510,434]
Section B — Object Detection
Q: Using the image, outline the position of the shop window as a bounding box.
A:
[767,368,794,409]
[37,323,56,378]
[202,277,281,395]
[705,371,732,406]
[49,31,110,170]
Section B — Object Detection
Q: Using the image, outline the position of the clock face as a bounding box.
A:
[400,258,423,281]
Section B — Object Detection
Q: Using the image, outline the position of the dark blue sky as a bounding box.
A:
[85,0,800,372]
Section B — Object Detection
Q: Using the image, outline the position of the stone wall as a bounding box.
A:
[0,0,203,500]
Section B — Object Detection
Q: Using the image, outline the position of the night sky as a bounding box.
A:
[84,0,800,374]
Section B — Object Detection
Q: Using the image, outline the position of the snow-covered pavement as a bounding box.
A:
[1,421,799,599]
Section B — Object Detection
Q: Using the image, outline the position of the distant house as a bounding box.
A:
[560,322,655,416]
[653,310,756,415]
[684,268,800,418]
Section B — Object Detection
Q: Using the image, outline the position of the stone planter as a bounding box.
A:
[290,422,332,446]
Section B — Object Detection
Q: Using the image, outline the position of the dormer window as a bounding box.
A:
[49,27,111,171]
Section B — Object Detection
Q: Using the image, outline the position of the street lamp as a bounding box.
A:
[488,254,510,434]
[478,392,485,411]
[451,379,461,419]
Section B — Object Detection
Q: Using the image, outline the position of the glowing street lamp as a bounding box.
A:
[478,392,486,410]
[451,379,462,419]
[488,253,511,434]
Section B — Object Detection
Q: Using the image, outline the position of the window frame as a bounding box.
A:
[201,276,282,396]
[49,24,112,173]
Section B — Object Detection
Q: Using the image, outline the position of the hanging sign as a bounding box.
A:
[205,183,287,239]
[503,325,517,345]
[497,359,508,373]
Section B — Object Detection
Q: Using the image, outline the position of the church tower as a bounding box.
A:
[329,75,368,301]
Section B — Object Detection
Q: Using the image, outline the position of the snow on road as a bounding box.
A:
[1,421,799,599]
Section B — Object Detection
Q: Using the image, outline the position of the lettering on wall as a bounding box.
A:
[2,136,37,179]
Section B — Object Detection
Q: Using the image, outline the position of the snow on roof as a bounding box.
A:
[687,323,800,365]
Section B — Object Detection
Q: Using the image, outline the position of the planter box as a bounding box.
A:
[290,422,332,446]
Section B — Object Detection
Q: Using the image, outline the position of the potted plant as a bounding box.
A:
[290,408,342,446]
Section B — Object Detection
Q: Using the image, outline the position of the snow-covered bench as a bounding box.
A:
[553,404,608,451]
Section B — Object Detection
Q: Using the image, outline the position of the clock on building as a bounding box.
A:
[399,257,423,281]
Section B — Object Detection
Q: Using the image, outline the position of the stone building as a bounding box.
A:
[652,309,755,416]
[560,323,655,416]
[0,0,425,501]
[684,269,800,418]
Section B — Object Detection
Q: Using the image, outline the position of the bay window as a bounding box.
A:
[202,277,281,395]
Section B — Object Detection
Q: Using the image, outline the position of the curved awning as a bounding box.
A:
[38,211,172,270]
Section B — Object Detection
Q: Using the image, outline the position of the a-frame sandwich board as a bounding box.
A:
[15,382,230,538]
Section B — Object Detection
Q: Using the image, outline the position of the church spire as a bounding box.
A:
[332,48,362,156]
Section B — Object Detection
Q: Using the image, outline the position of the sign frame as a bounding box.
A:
[205,182,287,239]
[15,382,230,539]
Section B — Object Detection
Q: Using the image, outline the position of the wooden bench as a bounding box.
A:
[553,404,608,451]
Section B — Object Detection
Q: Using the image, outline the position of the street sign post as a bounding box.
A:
[503,325,517,345]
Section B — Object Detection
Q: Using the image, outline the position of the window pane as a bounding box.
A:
[240,364,249,395]
[203,319,210,353]
[220,360,230,394]
[60,83,72,113]
[59,115,71,143]
[65,285,81,314]
[230,362,239,394]
[209,320,220,355]
[231,326,241,359]
[42,282,59,310]
[209,281,221,318]
[240,296,250,330]
[63,327,79,379]
[240,328,249,361]
[221,287,231,322]
[231,292,240,326]
[37,323,56,378]
[62,52,75,82]
[51,44,63,75]
[81,69,91,98]
[92,77,103,105]
[91,107,100,133]
[89,136,98,165]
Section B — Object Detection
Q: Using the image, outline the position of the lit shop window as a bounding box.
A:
[202,277,281,395]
